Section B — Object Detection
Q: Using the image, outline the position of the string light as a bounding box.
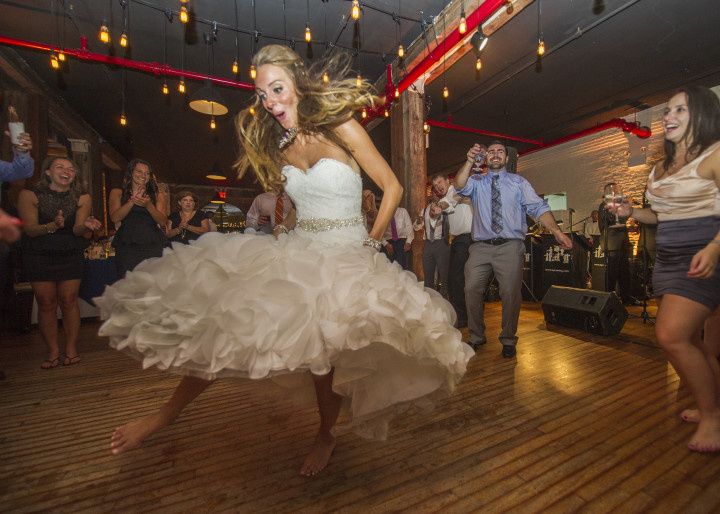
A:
[120,112,127,126]
[398,44,405,58]
[361,108,367,119]
[322,72,330,83]
[232,60,239,74]
[537,37,545,56]
[356,74,362,87]
[394,87,400,98]
[305,23,312,43]
[162,82,169,95]
[210,116,216,130]
[249,64,257,79]
[443,85,449,99]
[384,108,389,117]
[180,6,189,24]
[537,0,545,57]
[249,106,256,116]
[50,53,60,70]
[99,22,110,44]
[178,78,186,93]
[119,31,128,48]
[58,51,66,62]
[459,2,467,35]
[475,57,482,71]
[423,120,430,134]
[351,0,360,21]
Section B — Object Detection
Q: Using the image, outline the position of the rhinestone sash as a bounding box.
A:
[296,215,365,232]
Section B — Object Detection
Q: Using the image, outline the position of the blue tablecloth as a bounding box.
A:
[79,258,118,305]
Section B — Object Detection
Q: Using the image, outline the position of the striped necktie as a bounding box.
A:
[491,174,503,234]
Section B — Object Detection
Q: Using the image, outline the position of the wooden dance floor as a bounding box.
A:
[2,301,719,512]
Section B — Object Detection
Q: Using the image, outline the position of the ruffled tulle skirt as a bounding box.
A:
[96,229,474,439]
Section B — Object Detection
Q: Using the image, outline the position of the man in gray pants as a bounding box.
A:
[415,195,450,296]
[456,141,572,358]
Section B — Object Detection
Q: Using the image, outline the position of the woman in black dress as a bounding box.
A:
[165,191,210,244]
[109,159,168,277]
[17,156,102,368]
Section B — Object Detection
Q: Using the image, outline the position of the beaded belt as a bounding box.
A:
[296,215,365,232]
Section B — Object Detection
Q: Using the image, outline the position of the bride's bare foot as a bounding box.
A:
[687,414,720,453]
[681,408,701,423]
[299,431,336,476]
[110,413,169,455]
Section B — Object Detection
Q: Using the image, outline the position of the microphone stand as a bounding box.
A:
[637,194,655,324]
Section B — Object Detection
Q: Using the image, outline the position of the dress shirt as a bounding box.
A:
[457,169,550,241]
[382,207,414,244]
[0,149,34,195]
[421,203,446,241]
[440,185,473,236]
[583,220,600,238]
[245,192,291,229]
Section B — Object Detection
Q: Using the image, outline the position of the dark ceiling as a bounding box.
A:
[1,0,720,188]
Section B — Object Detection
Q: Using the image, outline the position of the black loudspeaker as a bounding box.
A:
[541,286,627,336]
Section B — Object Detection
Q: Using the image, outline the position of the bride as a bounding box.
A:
[97,44,474,476]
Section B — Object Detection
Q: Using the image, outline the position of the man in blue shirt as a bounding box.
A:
[456,141,572,358]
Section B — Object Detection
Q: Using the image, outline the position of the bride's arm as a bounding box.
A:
[334,119,403,242]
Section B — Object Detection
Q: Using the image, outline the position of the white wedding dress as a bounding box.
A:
[97,158,474,439]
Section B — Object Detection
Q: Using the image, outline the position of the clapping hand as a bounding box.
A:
[258,214,271,226]
[178,220,189,230]
[131,193,150,207]
[54,209,65,229]
[84,216,102,232]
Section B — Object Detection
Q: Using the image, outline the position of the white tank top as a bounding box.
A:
[645,141,720,221]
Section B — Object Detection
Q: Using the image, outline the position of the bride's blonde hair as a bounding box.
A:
[234,44,379,192]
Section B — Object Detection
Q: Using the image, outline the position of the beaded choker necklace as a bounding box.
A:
[278,127,299,150]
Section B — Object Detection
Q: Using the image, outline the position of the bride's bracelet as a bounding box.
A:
[274,224,289,234]
[363,237,384,251]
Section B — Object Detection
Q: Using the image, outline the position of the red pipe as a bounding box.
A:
[520,118,652,156]
[427,119,543,146]
[397,0,506,94]
[0,35,255,91]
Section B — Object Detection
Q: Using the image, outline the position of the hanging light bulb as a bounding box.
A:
[322,72,330,83]
[475,57,482,71]
[305,23,312,43]
[442,86,449,99]
[249,106,256,116]
[50,53,60,70]
[232,60,239,74]
[99,22,110,44]
[384,108,389,118]
[398,44,405,58]
[459,15,467,35]
[356,74,362,87]
[394,87,400,98]
[351,0,360,21]
[506,0,514,15]
[58,51,66,62]
[249,64,257,79]
[210,117,216,130]
[537,37,545,56]
[180,6,189,24]
[162,82,169,95]
[120,112,127,126]
[423,120,430,134]
[361,108,367,119]
[178,78,186,93]
[119,31,128,48]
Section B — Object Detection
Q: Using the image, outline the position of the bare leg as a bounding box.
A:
[300,369,342,476]
[57,279,81,361]
[681,307,720,423]
[111,375,213,455]
[655,295,720,452]
[33,282,60,366]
